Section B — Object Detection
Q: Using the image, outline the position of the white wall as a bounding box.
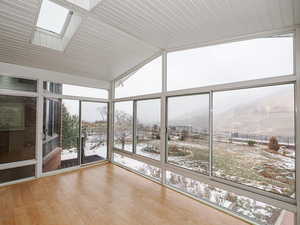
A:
[0,62,110,90]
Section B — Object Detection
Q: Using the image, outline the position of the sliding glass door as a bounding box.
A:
[81,101,108,164]
[43,99,108,172]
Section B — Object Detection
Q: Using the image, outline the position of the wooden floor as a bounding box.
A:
[0,163,250,225]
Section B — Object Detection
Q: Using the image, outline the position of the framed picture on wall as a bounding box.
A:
[0,103,25,131]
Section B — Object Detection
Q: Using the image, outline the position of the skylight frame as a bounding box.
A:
[36,0,73,38]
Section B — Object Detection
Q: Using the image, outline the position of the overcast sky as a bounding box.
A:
[61,36,293,124]
[114,36,293,124]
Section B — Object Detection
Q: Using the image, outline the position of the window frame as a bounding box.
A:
[111,30,299,224]
[165,92,211,175]
[36,0,73,38]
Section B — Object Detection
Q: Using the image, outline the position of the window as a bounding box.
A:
[81,102,108,163]
[65,0,102,11]
[43,81,108,99]
[37,0,71,35]
[167,94,210,175]
[114,101,133,152]
[62,84,108,99]
[115,57,162,98]
[0,75,37,92]
[213,84,295,198]
[0,95,36,164]
[114,153,161,180]
[43,98,60,140]
[167,35,294,91]
[0,165,35,183]
[136,99,161,160]
[43,99,80,172]
[166,171,295,225]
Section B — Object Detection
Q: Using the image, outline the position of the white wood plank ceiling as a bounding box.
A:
[0,0,298,81]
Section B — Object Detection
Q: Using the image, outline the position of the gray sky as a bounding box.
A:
[115,36,294,124]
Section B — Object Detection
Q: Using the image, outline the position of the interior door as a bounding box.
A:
[80,101,108,164]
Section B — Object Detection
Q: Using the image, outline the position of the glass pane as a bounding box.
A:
[114,153,161,180]
[115,57,162,98]
[0,96,36,164]
[136,99,160,160]
[81,102,108,164]
[166,171,295,225]
[43,99,80,172]
[168,35,294,91]
[167,94,209,175]
[43,81,62,94]
[213,84,295,198]
[62,84,108,99]
[0,75,37,92]
[0,165,35,183]
[43,81,108,99]
[114,101,133,152]
[36,0,69,34]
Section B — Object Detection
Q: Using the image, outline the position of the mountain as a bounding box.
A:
[214,90,294,136]
[170,89,294,137]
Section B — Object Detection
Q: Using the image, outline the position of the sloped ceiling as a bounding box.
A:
[0,0,297,82]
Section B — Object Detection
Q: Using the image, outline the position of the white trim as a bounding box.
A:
[295,27,300,225]
[0,177,36,188]
[113,93,162,102]
[35,79,44,178]
[114,149,161,168]
[209,91,213,176]
[108,81,114,162]
[166,74,296,97]
[42,165,81,177]
[160,51,167,185]
[112,75,295,102]
[0,89,38,97]
[43,92,109,102]
[0,160,36,170]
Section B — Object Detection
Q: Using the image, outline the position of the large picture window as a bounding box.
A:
[136,99,161,160]
[213,84,295,197]
[167,94,210,174]
[114,101,133,152]
[115,57,162,98]
[167,35,294,91]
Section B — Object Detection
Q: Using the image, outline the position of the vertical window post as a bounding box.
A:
[108,81,115,162]
[36,79,44,178]
[295,27,300,225]
[160,51,167,184]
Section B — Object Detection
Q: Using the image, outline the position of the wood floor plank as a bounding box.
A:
[0,164,250,225]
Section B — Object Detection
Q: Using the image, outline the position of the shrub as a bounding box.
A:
[248,140,256,147]
[268,136,280,151]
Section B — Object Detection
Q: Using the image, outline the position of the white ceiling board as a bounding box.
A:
[0,0,159,81]
[95,0,296,50]
[0,0,297,83]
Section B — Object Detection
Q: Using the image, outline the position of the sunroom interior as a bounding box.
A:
[0,0,299,225]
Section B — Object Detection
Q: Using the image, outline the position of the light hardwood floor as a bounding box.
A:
[0,163,250,225]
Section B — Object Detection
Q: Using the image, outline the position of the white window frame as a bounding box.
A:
[36,0,73,38]
[111,29,300,225]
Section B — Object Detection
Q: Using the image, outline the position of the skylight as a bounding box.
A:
[36,0,70,35]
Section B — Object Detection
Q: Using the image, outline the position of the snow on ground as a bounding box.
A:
[61,135,107,160]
